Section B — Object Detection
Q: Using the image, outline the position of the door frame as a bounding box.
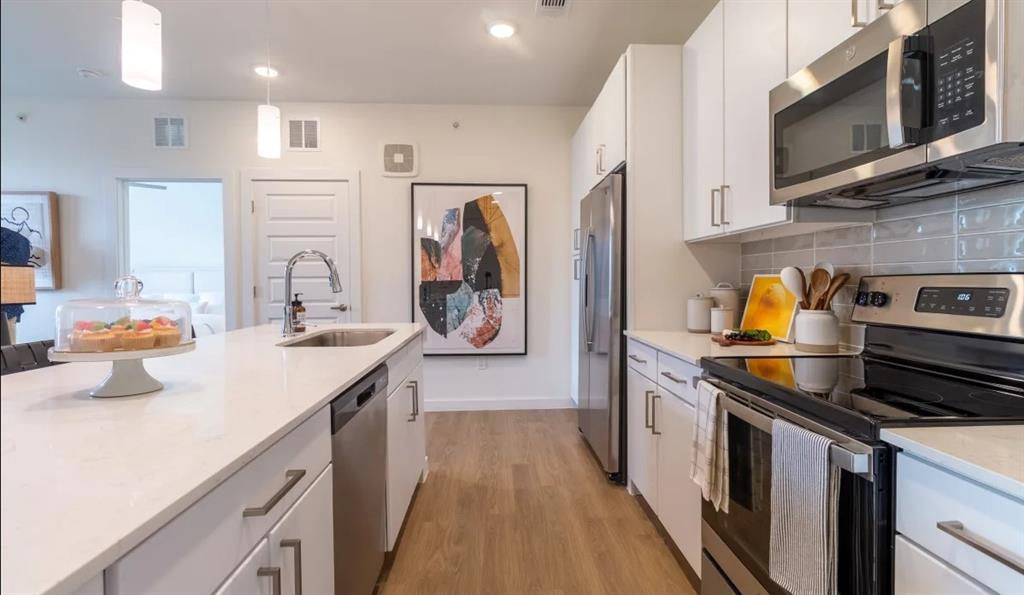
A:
[240,169,363,327]
[109,168,241,331]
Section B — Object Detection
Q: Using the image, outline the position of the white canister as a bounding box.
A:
[687,294,714,333]
[711,306,734,334]
[794,309,840,353]
[709,282,741,312]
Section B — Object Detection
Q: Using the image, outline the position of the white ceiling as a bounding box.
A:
[0,0,713,106]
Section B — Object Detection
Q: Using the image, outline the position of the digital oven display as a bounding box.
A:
[915,287,1009,317]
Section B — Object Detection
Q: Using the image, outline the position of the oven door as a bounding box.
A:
[701,379,893,595]
[769,0,930,206]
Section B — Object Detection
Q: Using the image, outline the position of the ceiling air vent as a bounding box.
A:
[288,118,320,151]
[536,0,571,17]
[381,142,418,177]
[153,116,187,149]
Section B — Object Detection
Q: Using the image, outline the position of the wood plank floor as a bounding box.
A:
[379,409,696,595]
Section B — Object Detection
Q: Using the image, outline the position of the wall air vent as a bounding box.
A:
[381,142,418,177]
[153,116,187,149]
[536,0,571,17]
[288,118,320,151]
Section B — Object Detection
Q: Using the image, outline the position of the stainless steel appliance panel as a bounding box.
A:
[331,366,388,595]
[577,173,624,474]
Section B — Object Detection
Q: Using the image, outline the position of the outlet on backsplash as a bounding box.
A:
[739,184,1024,347]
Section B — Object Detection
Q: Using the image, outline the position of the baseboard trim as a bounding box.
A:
[424,397,575,412]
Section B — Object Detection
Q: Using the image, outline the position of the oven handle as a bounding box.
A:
[704,377,875,480]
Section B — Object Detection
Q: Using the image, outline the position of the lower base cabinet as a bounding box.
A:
[656,391,702,577]
[268,465,335,595]
[386,363,426,550]
[213,539,271,595]
[895,536,988,595]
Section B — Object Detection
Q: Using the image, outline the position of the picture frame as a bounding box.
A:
[1,191,62,290]
[411,183,527,356]
[740,273,798,343]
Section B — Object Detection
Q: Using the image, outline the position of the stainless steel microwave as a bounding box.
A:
[769,0,1023,208]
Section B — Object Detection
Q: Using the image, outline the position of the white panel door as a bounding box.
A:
[682,1,724,240]
[253,180,352,326]
[657,391,702,577]
[386,364,425,550]
[627,368,659,510]
[213,538,271,595]
[268,466,335,595]
[723,0,789,233]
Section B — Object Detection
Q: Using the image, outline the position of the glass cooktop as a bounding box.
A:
[701,355,1024,439]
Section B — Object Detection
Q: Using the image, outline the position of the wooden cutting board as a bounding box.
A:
[711,334,777,347]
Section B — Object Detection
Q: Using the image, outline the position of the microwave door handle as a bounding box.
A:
[886,35,927,149]
[886,36,909,149]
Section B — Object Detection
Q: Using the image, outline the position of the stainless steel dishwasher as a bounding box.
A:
[331,364,388,595]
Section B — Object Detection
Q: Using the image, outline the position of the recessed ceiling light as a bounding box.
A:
[254,65,279,78]
[488,22,516,39]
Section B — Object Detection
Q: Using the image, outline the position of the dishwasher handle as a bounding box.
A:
[331,364,389,434]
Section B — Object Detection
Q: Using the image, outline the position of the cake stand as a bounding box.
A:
[48,341,196,398]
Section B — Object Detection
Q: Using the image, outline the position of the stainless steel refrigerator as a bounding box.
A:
[577,172,625,479]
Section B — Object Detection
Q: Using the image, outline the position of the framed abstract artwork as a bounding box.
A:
[411,183,527,355]
[0,192,62,289]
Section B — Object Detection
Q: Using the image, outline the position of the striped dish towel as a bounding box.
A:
[769,418,840,595]
[690,380,729,512]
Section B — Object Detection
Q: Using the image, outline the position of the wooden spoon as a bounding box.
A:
[820,273,851,310]
[781,267,809,309]
[809,268,831,310]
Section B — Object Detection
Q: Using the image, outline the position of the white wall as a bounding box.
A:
[0,97,582,410]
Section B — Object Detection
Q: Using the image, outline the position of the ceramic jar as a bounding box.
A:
[687,294,714,333]
[794,309,840,353]
[711,306,734,333]
[709,282,741,312]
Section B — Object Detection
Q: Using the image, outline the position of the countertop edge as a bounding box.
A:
[622,330,701,365]
[38,325,425,595]
[880,428,1024,500]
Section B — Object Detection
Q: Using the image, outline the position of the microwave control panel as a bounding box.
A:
[929,0,986,138]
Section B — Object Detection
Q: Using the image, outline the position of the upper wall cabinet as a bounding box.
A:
[572,54,627,198]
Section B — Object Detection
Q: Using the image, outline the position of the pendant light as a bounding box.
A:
[121,0,162,91]
[257,0,281,159]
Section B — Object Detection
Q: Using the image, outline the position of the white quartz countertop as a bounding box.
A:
[0,323,424,595]
[624,330,860,366]
[881,425,1024,498]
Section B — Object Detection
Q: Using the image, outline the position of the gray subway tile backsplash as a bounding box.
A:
[736,184,1024,347]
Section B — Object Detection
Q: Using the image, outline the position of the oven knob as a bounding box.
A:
[869,291,889,307]
[856,291,870,306]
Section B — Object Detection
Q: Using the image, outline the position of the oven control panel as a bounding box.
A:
[852,273,1022,339]
[914,287,1009,317]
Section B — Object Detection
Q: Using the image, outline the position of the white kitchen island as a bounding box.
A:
[0,323,425,595]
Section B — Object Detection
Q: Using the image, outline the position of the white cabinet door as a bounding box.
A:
[682,1,724,241]
[787,0,866,76]
[657,392,702,577]
[268,466,335,595]
[627,368,659,510]
[593,54,627,176]
[723,0,789,233]
[894,536,989,595]
[386,364,425,550]
[214,539,271,595]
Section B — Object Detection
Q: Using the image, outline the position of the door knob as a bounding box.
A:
[330,304,349,312]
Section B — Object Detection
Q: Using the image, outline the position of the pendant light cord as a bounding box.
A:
[264,0,271,105]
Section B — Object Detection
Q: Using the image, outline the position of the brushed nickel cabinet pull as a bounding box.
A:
[877,0,895,9]
[936,520,1024,573]
[719,185,731,225]
[257,567,282,595]
[652,394,662,435]
[851,0,868,26]
[710,188,721,227]
[628,354,647,364]
[644,390,654,429]
[661,371,687,385]
[242,470,306,517]
[407,380,419,421]
[280,539,303,595]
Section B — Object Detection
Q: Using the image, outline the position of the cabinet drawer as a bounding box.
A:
[656,352,700,405]
[107,407,331,595]
[626,339,658,381]
[896,453,1024,594]
[387,334,423,397]
[895,535,988,595]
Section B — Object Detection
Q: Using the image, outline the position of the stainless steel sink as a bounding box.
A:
[281,329,395,347]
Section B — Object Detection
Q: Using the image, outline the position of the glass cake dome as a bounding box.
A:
[54,275,193,353]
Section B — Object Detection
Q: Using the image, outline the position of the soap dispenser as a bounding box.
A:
[291,293,306,332]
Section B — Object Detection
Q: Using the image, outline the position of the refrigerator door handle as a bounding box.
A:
[582,229,596,348]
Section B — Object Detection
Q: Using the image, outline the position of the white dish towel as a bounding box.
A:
[690,380,729,512]
[769,418,840,595]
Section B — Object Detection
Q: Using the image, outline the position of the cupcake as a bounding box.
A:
[71,322,120,352]
[121,327,156,350]
[151,317,182,347]
[109,324,129,349]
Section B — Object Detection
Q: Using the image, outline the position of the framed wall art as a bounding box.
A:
[411,183,527,355]
[1,191,62,289]
[740,273,799,343]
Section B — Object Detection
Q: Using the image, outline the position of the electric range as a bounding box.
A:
[697,273,1024,595]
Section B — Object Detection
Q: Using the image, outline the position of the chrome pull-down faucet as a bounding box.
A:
[282,249,343,335]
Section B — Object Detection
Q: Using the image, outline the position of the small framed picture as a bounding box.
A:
[740,274,799,343]
[1,191,62,289]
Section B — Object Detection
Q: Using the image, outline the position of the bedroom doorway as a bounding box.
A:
[121,180,227,336]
